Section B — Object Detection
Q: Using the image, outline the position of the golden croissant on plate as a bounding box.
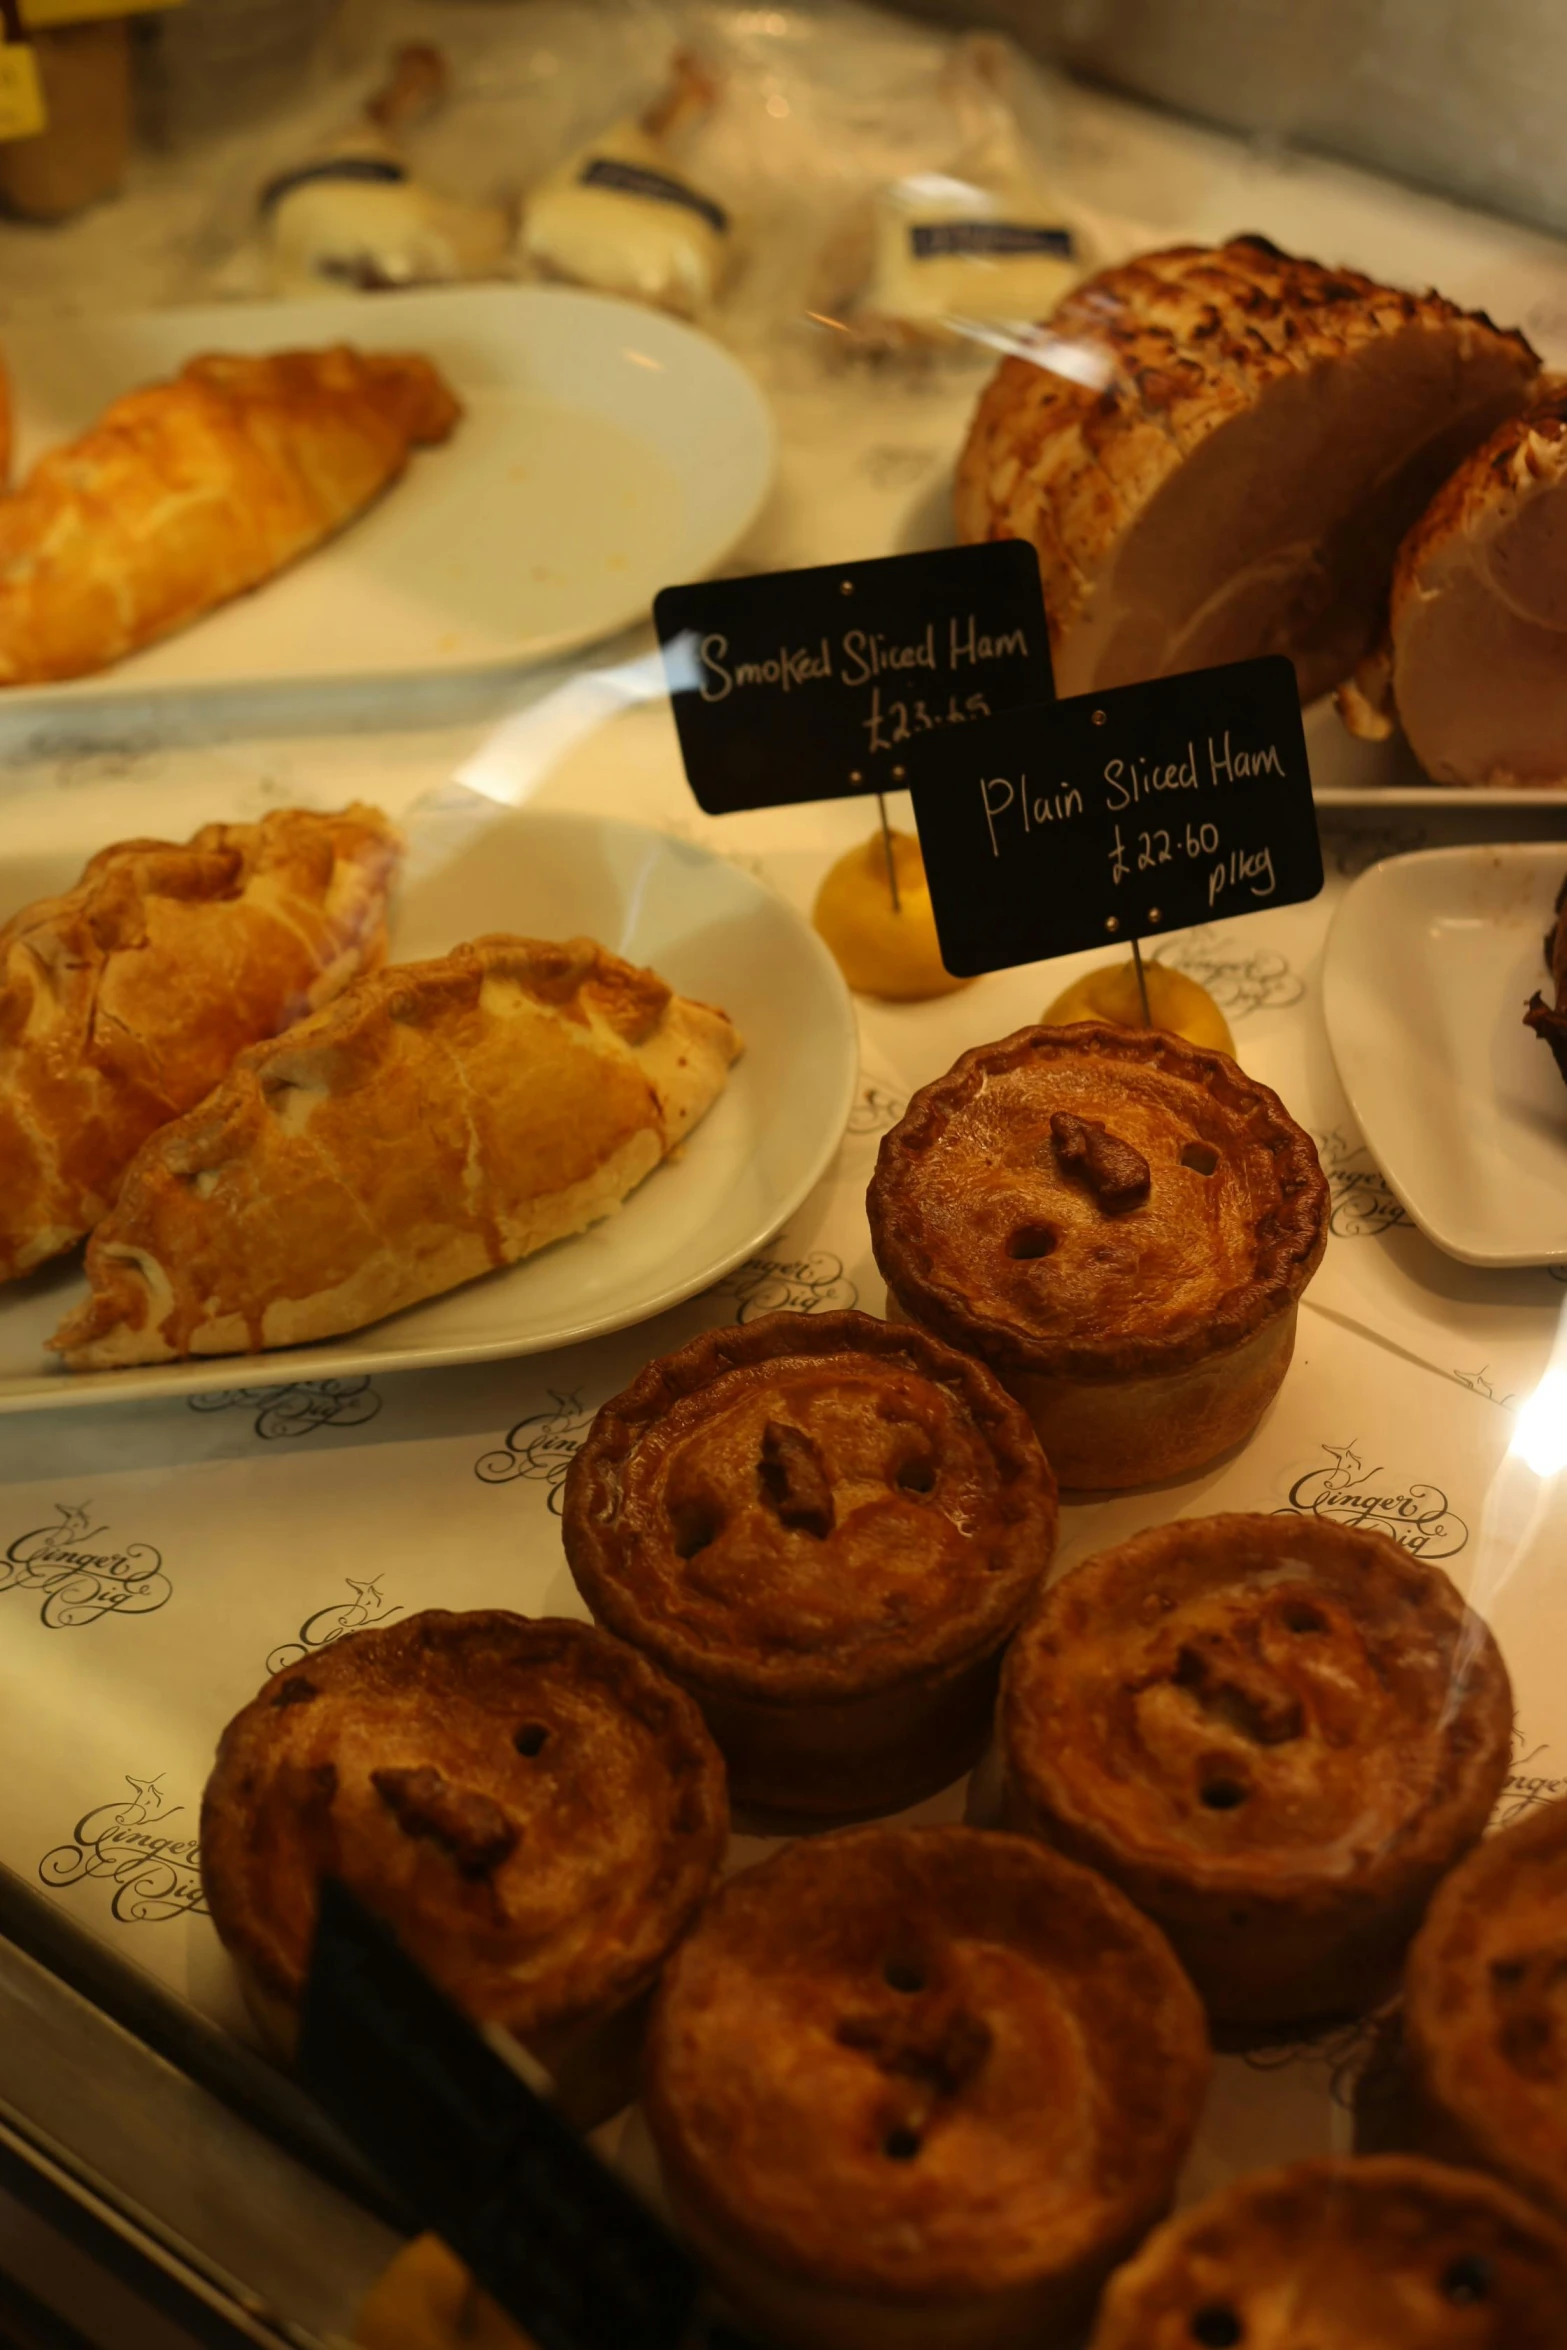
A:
[52,935,742,1370]
[0,804,401,1284]
[0,346,460,685]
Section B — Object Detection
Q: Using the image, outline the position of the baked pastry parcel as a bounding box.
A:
[51,935,740,1368]
[999,1513,1513,2028]
[0,804,400,1285]
[200,1610,727,2129]
[1403,1795,1567,2226]
[645,1825,1208,2350]
[867,1023,1330,1489]
[562,1310,1057,1818]
[0,346,460,685]
[1088,2154,1567,2350]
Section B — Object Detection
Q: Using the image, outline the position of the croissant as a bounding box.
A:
[1,804,400,1283]
[0,346,460,685]
[52,936,742,1369]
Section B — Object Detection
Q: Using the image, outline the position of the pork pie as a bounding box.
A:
[1089,2155,1567,2349]
[999,1513,1512,2025]
[200,1609,727,2127]
[1404,1794,1567,2226]
[867,1024,1330,1488]
[562,1310,1057,1816]
[644,1824,1209,2350]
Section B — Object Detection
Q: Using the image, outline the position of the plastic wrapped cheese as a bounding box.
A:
[862,170,1081,335]
[520,119,730,317]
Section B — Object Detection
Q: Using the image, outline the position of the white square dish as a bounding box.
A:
[1322,843,1567,1265]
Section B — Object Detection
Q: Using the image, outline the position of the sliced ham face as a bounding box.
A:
[1343,386,1567,787]
[955,236,1539,703]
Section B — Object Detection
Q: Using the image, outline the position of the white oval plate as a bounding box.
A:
[0,286,775,705]
[1322,843,1567,1265]
[0,808,859,1411]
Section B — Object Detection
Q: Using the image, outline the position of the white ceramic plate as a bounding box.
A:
[1322,844,1567,1265]
[0,806,858,1412]
[0,287,774,705]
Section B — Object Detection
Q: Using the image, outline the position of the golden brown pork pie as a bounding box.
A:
[0,804,399,1284]
[0,347,460,685]
[1088,2155,1567,2350]
[644,1824,1209,2350]
[867,1024,1329,1488]
[1404,1795,1567,2226]
[999,1513,1512,2027]
[52,935,739,1368]
[562,1310,1057,1817]
[200,1609,727,2127]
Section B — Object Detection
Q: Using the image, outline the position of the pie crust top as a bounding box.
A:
[1406,1794,1567,2218]
[200,1610,728,2039]
[645,1824,1209,2300]
[1089,2154,1567,2348]
[1002,1513,1511,1903]
[563,1311,1057,1703]
[867,1023,1329,1381]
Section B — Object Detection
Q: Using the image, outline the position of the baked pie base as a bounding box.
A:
[999,1512,1513,2025]
[199,1609,728,2128]
[563,1311,1056,1817]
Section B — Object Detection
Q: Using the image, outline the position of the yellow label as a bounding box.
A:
[21,0,184,24]
[0,41,44,139]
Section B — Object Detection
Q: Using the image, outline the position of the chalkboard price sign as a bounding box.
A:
[654,542,1052,815]
[907,655,1322,976]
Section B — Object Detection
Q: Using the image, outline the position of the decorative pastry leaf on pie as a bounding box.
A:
[0,345,460,685]
[0,804,400,1283]
[51,934,741,1368]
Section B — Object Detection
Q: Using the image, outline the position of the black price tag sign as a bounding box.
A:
[908,656,1322,977]
[654,543,1052,815]
[299,1879,720,2350]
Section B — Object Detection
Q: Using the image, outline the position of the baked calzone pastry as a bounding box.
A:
[0,804,399,1284]
[869,1023,1330,1488]
[563,1308,1057,1817]
[999,1512,1512,2026]
[644,1824,1209,2350]
[52,935,741,1368]
[0,346,460,685]
[1090,2155,1567,2349]
[1404,1794,1567,2226]
[200,1609,728,2128]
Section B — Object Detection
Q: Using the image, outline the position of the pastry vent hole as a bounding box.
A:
[514,1724,548,1758]
[1284,1603,1327,1635]
[895,1457,936,1495]
[1008,1223,1057,1261]
[669,1500,723,1561]
[1181,1142,1220,1176]
[1191,2309,1244,2347]
[884,1960,925,1994]
[883,2126,921,2162]
[1200,1778,1249,1812]
[1442,2256,1492,2307]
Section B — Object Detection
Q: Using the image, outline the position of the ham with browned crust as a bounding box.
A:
[1340,383,1567,786]
[955,235,1538,702]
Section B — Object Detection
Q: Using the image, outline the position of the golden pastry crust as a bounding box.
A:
[0,347,460,685]
[51,934,740,1368]
[562,1311,1056,1814]
[1404,1795,1567,2226]
[646,1826,1208,2348]
[955,236,1537,701]
[0,803,400,1284]
[201,1610,727,2107]
[868,1023,1328,1486]
[1000,1513,1512,2026]
[1089,2154,1567,2349]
